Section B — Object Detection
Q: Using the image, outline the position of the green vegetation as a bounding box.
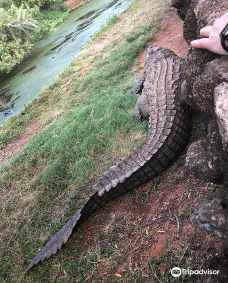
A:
[0,0,69,76]
[3,0,210,281]
[0,0,66,10]
[0,0,219,281]
[91,14,119,41]
[0,3,159,281]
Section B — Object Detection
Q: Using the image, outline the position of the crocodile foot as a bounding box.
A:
[134,94,149,121]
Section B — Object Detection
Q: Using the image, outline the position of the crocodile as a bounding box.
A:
[26,46,191,272]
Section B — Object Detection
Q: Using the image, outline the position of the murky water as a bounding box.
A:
[0,0,132,125]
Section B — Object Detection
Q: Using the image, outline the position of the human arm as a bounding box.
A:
[190,12,228,55]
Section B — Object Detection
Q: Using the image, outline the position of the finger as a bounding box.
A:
[213,18,222,28]
[190,38,210,49]
[200,26,213,37]
[221,12,228,21]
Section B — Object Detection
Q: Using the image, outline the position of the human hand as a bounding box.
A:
[172,0,183,9]
[191,12,228,55]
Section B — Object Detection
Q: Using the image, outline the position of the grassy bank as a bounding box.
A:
[0,0,174,282]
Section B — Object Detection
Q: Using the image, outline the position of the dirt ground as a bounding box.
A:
[64,0,90,12]
[74,160,223,281]
[132,10,189,74]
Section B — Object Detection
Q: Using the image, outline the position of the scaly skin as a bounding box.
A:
[26,46,191,272]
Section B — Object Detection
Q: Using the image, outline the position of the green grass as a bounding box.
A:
[91,14,119,41]
[0,0,184,281]
[0,105,40,149]
[0,10,159,283]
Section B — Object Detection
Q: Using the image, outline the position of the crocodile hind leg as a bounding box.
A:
[134,93,149,121]
[129,71,149,120]
[129,72,146,94]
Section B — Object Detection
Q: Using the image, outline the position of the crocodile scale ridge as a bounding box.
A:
[26,46,191,272]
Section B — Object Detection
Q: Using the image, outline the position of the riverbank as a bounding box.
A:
[64,0,91,13]
[0,6,69,78]
[0,0,91,78]
[0,0,223,282]
[0,0,132,125]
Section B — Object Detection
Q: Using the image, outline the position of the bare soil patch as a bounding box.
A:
[0,118,43,166]
[64,0,90,12]
[69,159,222,282]
[132,9,189,73]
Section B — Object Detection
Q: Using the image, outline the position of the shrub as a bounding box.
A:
[0,37,33,75]
[12,0,66,11]
[0,0,13,9]
[0,4,40,41]
[0,1,68,76]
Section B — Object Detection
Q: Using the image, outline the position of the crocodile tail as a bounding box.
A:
[25,205,82,272]
[25,136,155,272]
[25,191,103,272]
[26,104,191,271]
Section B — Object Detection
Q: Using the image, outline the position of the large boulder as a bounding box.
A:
[202,254,228,283]
[192,57,228,114]
[180,0,228,44]
[185,139,213,181]
[186,119,228,183]
[214,83,228,150]
[175,0,228,263]
[190,197,228,240]
[178,0,227,105]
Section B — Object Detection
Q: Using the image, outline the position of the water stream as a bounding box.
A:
[0,0,132,125]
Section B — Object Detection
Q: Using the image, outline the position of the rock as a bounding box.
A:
[214,83,228,151]
[191,178,228,243]
[190,197,228,240]
[185,59,228,183]
[183,0,198,43]
[182,0,228,44]
[184,48,219,110]
[202,254,228,283]
[176,0,192,21]
[180,0,226,109]
[186,138,214,181]
[179,0,228,264]
[192,57,228,114]
[205,121,228,181]
[186,120,228,183]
